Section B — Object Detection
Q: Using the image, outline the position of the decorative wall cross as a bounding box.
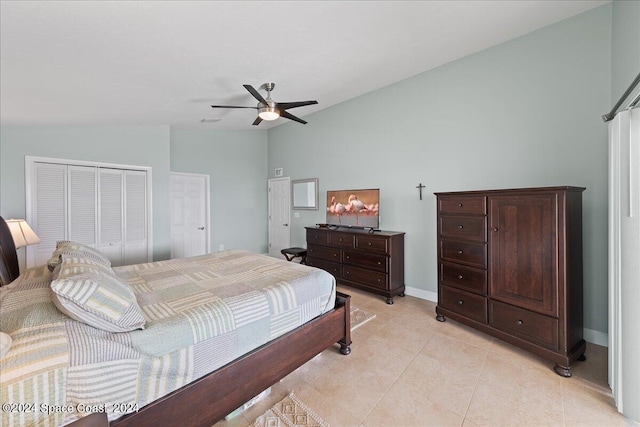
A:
[416,183,425,200]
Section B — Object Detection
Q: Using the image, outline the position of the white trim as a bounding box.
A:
[584,328,609,347]
[404,286,437,302]
[170,172,211,254]
[25,155,153,266]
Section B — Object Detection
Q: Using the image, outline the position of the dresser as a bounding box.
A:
[435,187,586,376]
[306,227,405,304]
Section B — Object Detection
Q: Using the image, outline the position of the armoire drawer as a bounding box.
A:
[438,196,486,215]
[355,235,388,253]
[343,265,388,290]
[489,300,558,349]
[306,258,342,278]
[440,262,487,294]
[440,216,486,242]
[328,232,354,248]
[343,250,387,273]
[440,239,487,269]
[307,245,340,262]
[440,286,487,324]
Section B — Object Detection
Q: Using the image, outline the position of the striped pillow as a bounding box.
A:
[50,256,145,332]
[47,241,111,271]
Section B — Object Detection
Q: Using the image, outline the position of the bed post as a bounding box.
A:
[336,291,352,355]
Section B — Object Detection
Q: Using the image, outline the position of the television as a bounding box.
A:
[326,188,379,229]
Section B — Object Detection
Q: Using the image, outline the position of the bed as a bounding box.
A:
[0,216,351,427]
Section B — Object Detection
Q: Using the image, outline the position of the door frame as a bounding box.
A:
[268,177,291,256]
[170,172,211,256]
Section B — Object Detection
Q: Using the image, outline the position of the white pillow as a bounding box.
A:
[50,255,145,333]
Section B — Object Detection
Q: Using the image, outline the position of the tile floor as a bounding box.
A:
[215,286,632,427]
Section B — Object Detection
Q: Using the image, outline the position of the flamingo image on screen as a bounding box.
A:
[326,189,379,228]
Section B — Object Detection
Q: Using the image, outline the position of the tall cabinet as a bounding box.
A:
[435,187,585,376]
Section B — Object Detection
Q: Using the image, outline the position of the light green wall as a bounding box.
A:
[0,126,172,261]
[268,5,612,336]
[170,130,269,254]
[611,0,640,102]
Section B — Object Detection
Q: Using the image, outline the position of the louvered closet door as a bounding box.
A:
[31,163,67,266]
[99,169,124,266]
[124,170,148,264]
[68,166,97,247]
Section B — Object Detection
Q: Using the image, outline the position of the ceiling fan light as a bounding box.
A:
[258,106,279,121]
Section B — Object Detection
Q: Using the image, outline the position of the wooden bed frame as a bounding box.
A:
[0,216,352,427]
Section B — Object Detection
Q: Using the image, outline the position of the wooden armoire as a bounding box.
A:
[435,187,586,376]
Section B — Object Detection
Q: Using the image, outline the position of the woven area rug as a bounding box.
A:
[350,306,376,331]
[253,392,329,427]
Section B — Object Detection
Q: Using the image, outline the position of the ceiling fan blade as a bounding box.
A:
[279,110,308,125]
[276,100,318,110]
[252,116,263,126]
[210,105,257,109]
[243,85,268,105]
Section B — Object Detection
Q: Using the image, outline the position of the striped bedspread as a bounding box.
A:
[0,250,336,426]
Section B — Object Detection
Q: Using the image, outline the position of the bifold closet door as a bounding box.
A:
[31,162,67,266]
[98,169,124,266]
[28,160,150,269]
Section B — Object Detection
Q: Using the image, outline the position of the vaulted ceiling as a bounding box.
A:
[0,1,608,130]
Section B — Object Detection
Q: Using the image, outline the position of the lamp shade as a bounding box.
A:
[6,219,41,248]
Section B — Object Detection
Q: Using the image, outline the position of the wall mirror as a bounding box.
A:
[292,178,319,210]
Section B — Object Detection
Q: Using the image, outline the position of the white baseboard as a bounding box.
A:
[584,328,608,347]
[404,286,437,302]
[404,286,608,347]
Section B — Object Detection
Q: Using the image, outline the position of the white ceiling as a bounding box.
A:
[0,1,608,130]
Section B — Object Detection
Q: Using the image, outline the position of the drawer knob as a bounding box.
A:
[458,250,463,254]
[368,242,372,246]
[346,255,350,259]
[458,203,463,207]
[458,275,463,279]
[457,300,464,305]
[516,320,523,325]
[377,261,381,265]
[346,271,350,275]
[377,278,381,282]
[458,225,464,229]
[493,227,498,232]
[333,254,337,257]
[339,238,343,242]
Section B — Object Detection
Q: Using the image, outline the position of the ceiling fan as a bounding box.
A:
[211,83,318,125]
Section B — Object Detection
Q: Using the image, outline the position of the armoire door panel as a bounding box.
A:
[489,195,557,316]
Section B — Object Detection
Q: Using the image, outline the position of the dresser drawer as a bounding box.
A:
[440,262,487,294]
[343,250,387,273]
[439,196,486,215]
[440,240,486,269]
[355,235,388,253]
[489,300,558,349]
[343,265,388,290]
[307,244,340,262]
[306,258,342,278]
[440,286,487,324]
[306,229,328,245]
[328,232,354,248]
[440,216,486,242]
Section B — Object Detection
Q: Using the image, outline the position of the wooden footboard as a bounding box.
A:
[110,292,351,427]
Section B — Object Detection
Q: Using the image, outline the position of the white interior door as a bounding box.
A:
[268,177,291,257]
[609,107,640,423]
[170,173,210,259]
